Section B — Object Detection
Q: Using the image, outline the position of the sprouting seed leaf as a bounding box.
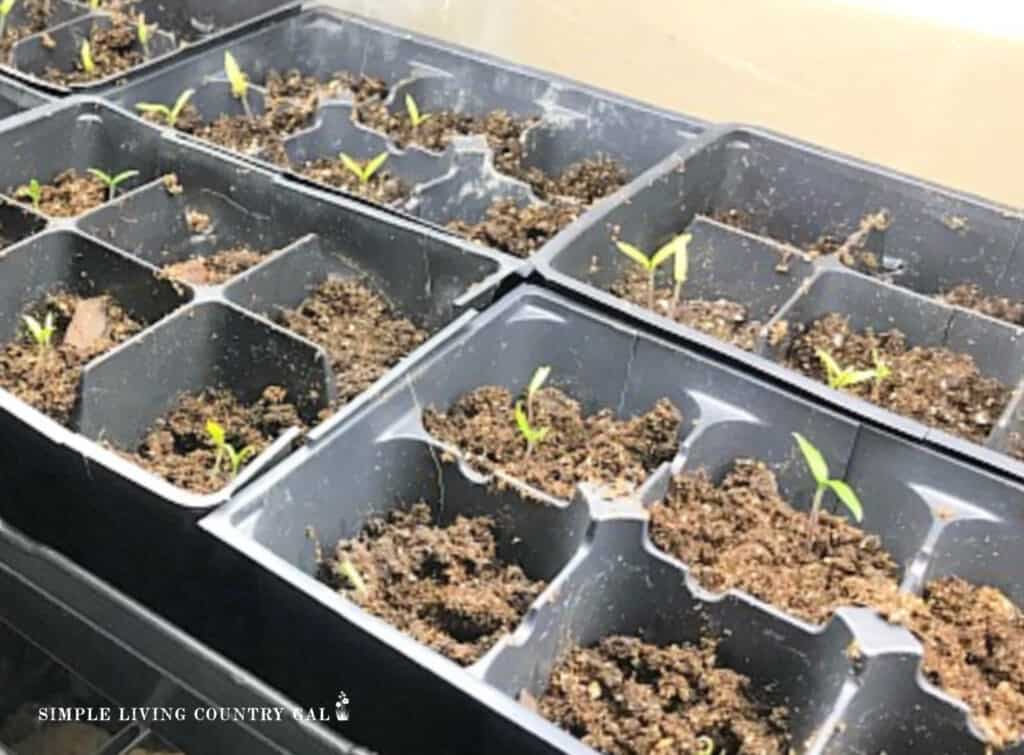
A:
[81,40,95,74]
[0,0,16,17]
[339,559,368,595]
[111,170,139,186]
[815,349,842,384]
[837,368,879,389]
[338,152,364,180]
[136,13,150,45]
[827,479,864,523]
[514,400,532,438]
[136,102,172,118]
[362,151,389,181]
[615,241,652,271]
[793,432,829,485]
[88,168,112,184]
[17,179,41,208]
[651,233,686,271]
[88,0,100,8]
[404,93,432,127]
[673,233,691,285]
[170,88,195,121]
[205,419,226,448]
[224,51,248,99]
[528,365,551,402]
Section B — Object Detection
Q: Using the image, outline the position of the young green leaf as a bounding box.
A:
[137,89,195,128]
[650,237,681,270]
[224,51,247,99]
[16,178,42,211]
[405,94,431,127]
[22,312,55,349]
[81,40,95,75]
[88,168,140,200]
[528,365,551,403]
[338,151,389,184]
[136,13,152,57]
[339,559,369,596]
[515,401,549,448]
[0,0,16,17]
[88,0,99,8]
[205,419,226,448]
[615,241,653,271]
[793,432,829,485]
[826,479,864,523]
[226,444,256,477]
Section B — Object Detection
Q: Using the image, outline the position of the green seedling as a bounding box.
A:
[224,51,252,118]
[339,152,389,184]
[22,312,55,351]
[88,0,99,8]
[88,168,139,201]
[405,94,431,128]
[526,364,550,423]
[0,0,17,40]
[80,40,95,75]
[338,559,369,596]
[136,88,195,128]
[205,419,256,479]
[816,348,890,391]
[16,178,42,212]
[669,232,692,313]
[793,433,864,532]
[136,12,153,58]
[515,401,549,458]
[615,233,688,309]
[695,737,715,755]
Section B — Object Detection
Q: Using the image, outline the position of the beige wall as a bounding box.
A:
[323,0,1024,207]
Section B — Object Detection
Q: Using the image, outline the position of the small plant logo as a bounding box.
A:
[334,691,350,722]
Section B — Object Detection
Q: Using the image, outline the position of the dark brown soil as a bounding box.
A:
[357,103,536,157]
[650,459,900,625]
[856,577,1024,749]
[0,291,141,424]
[423,385,682,500]
[611,267,767,351]
[45,16,145,85]
[786,313,1011,443]
[120,386,303,494]
[714,209,887,273]
[940,283,1024,327]
[509,156,628,204]
[161,247,266,286]
[536,635,791,755]
[298,158,411,204]
[165,69,389,166]
[446,199,580,257]
[279,278,428,414]
[12,169,107,218]
[312,501,545,666]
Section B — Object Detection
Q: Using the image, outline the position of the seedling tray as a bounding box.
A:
[0,0,300,95]
[201,285,1024,755]
[105,7,704,259]
[0,514,360,754]
[0,97,515,536]
[534,124,1024,484]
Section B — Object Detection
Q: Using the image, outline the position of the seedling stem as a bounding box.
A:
[515,401,549,458]
[526,365,550,424]
[80,40,95,75]
[670,233,692,313]
[816,349,890,391]
[339,559,369,596]
[88,168,140,201]
[793,433,864,535]
[339,152,389,184]
[136,13,153,58]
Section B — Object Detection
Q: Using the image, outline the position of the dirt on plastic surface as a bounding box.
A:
[12,169,108,218]
[447,199,580,257]
[537,635,791,755]
[279,277,428,416]
[120,385,303,494]
[0,291,141,424]
[45,16,146,86]
[424,385,682,500]
[786,312,1011,443]
[161,247,266,286]
[939,283,1024,327]
[312,501,545,666]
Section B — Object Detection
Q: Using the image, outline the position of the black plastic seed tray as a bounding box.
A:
[0,71,48,120]
[105,6,704,255]
[533,124,1024,483]
[200,285,1024,754]
[1,0,300,95]
[0,96,515,536]
[0,512,362,754]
